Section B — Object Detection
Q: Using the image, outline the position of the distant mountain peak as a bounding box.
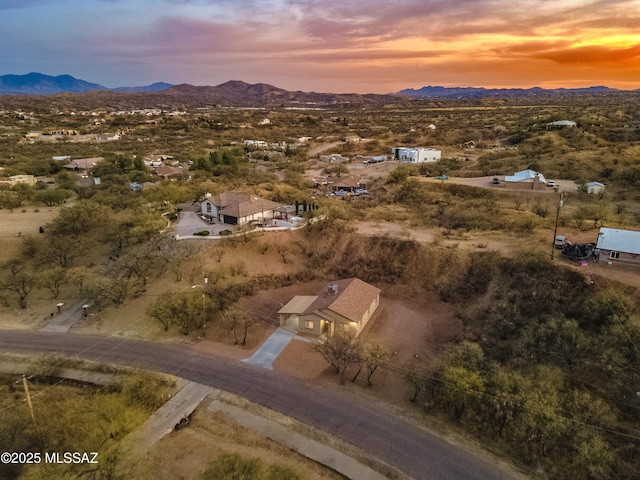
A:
[219,80,250,88]
[0,73,172,95]
[111,82,173,93]
[0,72,107,95]
[161,81,399,106]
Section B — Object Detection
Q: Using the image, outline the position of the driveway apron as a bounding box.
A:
[242,327,298,369]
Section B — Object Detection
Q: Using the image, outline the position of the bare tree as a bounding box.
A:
[147,292,204,335]
[224,308,255,345]
[0,260,36,309]
[65,267,87,294]
[38,267,67,298]
[39,236,87,269]
[214,249,225,262]
[404,363,430,403]
[363,340,389,386]
[277,245,289,264]
[312,330,361,382]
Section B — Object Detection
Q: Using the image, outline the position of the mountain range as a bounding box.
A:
[396,85,627,98]
[0,73,636,111]
[0,73,172,95]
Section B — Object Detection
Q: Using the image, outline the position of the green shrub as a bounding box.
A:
[200,453,301,480]
[193,230,210,236]
[219,229,233,236]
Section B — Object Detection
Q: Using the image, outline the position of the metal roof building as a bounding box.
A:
[596,228,640,254]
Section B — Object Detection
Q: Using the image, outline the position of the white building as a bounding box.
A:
[586,182,605,195]
[596,227,640,267]
[392,147,441,163]
[504,169,547,190]
[551,120,577,127]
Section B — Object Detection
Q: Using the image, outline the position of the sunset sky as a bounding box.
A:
[1,0,639,93]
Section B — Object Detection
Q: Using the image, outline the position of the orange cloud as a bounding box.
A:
[532,44,640,65]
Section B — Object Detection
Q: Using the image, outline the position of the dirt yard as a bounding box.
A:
[0,207,59,257]
[121,397,346,480]
[188,281,463,407]
[418,175,579,193]
[273,284,462,404]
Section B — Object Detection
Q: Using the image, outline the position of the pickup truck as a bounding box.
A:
[554,235,566,248]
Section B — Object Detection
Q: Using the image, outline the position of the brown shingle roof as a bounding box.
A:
[155,166,183,177]
[303,278,380,322]
[332,175,364,189]
[210,192,282,219]
[64,157,103,171]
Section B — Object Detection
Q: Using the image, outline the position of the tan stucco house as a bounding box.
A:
[7,175,37,187]
[201,192,282,226]
[278,278,381,337]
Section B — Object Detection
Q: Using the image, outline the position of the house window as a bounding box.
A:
[609,251,620,259]
[304,320,314,329]
[206,203,212,212]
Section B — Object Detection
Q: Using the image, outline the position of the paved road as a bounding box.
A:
[0,330,520,480]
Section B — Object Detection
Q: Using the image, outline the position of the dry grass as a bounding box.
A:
[121,399,346,480]
[0,207,60,259]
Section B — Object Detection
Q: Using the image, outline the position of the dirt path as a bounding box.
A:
[308,141,344,157]
[353,220,519,256]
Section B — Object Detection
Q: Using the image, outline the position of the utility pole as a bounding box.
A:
[22,375,43,449]
[192,276,208,329]
[551,193,567,260]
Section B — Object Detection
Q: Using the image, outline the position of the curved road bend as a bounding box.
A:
[0,331,519,480]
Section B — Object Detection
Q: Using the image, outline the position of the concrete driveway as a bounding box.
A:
[242,327,310,369]
[176,206,233,237]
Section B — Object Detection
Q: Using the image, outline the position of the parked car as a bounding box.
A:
[355,189,369,195]
[554,235,567,248]
[492,177,500,184]
[435,175,449,180]
[334,190,347,196]
[548,180,556,187]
